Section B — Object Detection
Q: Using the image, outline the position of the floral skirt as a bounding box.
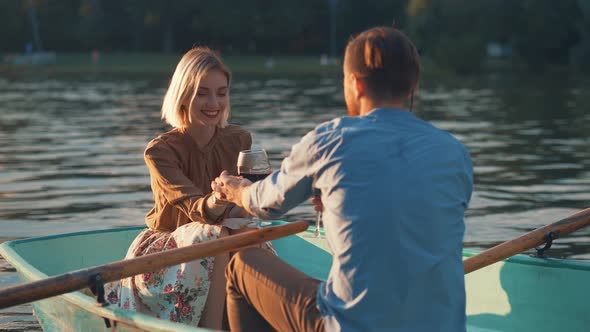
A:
[104,222,275,325]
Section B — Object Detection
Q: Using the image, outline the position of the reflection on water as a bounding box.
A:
[1,73,589,330]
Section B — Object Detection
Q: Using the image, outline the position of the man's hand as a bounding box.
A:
[311,195,323,212]
[211,170,253,208]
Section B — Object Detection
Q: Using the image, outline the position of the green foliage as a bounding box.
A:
[432,33,486,75]
[335,0,408,48]
[76,0,107,50]
[407,0,490,74]
[510,0,582,70]
[0,1,27,52]
[1,0,589,74]
[571,0,590,70]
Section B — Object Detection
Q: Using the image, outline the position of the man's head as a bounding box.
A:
[343,27,420,116]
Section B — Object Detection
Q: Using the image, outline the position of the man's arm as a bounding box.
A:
[212,130,320,219]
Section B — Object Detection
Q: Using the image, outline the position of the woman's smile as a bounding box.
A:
[201,109,220,119]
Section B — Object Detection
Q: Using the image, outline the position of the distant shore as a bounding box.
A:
[0,53,343,77]
[1,53,582,81]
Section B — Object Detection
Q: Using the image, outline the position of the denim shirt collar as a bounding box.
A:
[363,107,416,122]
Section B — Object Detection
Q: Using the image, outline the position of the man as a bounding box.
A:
[212,26,473,332]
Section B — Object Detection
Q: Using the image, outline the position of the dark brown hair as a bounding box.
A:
[345,27,420,101]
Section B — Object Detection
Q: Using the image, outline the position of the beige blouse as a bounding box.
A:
[143,125,252,232]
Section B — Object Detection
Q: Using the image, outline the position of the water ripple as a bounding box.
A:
[1,75,590,329]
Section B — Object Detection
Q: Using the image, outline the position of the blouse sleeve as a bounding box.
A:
[144,139,227,224]
[242,132,253,151]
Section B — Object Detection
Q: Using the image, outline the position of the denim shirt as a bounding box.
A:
[248,108,473,331]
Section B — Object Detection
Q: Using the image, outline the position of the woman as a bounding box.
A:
[105,47,269,330]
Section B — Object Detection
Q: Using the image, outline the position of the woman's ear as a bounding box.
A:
[180,103,190,126]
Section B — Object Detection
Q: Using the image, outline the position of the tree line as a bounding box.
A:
[1,0,588,73]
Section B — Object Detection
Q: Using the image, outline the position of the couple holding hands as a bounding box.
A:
[106,26,473,332]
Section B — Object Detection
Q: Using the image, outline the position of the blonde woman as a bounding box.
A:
[104,47,268,330]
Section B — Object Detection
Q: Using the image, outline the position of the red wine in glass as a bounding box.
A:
[237,149,272,182]
[238,171,271,182]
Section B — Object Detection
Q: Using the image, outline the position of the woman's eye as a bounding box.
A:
[197,92,207,96]
[217,93,227,97]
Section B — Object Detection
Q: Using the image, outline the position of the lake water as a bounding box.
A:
[1,72,589,330]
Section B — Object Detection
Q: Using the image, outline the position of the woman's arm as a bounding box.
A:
[145,139,230,224]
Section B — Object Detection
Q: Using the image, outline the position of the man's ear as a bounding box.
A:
[407,80,419,98]
[352,74,365,99]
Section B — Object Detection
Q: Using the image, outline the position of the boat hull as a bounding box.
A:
[1,223,589,331]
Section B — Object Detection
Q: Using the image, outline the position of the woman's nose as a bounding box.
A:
[206,94,219,107]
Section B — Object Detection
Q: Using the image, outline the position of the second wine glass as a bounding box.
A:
[313,190,323,238]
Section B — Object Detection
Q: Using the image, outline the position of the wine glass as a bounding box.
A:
[313,190,323,238]
[237,149,272,181]
[237,149,272,227]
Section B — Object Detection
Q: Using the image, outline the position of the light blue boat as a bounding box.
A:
[1,221,589,331]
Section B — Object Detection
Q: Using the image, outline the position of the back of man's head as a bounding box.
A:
[345,27,420,102]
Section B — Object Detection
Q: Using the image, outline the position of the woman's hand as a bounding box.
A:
[211,170,252,208]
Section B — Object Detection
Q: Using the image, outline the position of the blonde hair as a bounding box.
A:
[161,47,231,129]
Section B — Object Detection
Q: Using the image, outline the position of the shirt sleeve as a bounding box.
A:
[144,139,227,224]
[461,144,474,206]
[247,130,319,219]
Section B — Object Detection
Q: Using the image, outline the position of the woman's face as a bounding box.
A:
[187,69,229,128]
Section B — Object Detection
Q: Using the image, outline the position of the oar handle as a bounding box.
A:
[464,208,590,274]
[0,220,309,309]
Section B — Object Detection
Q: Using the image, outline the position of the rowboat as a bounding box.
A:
[1,221,589,332]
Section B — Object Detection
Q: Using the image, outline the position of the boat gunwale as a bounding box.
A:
[2,225,590,331]
[2,225,590,272]
[0,226,209,332]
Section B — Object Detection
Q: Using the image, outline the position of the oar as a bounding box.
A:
[0,220,308,310]
[464,207,590,274]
